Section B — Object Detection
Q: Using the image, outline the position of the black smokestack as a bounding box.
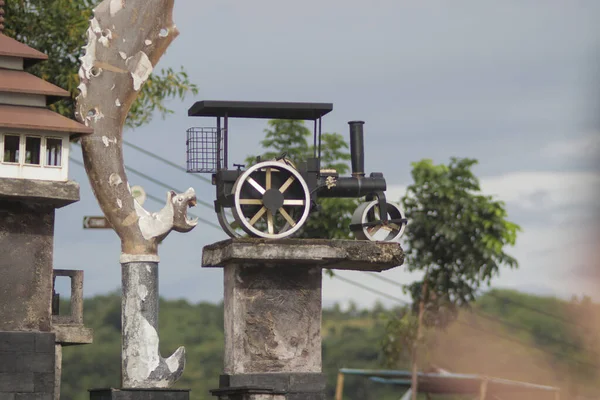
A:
[348,121,365,178]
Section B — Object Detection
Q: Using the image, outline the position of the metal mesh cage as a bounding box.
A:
[186,127,224,173]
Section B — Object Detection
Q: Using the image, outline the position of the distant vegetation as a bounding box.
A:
[61,288,600,400]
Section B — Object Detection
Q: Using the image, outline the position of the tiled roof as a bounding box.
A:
[0,104,93,137]
[0,68,70,104]
[0,33,47,66]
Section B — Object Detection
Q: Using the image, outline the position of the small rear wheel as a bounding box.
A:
[351,200,406,242]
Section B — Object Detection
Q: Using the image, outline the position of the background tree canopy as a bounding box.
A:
[4,0,198,129]
[401,157,521,328]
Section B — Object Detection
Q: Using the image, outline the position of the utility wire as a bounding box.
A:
[362,271,597,355]
[77,139,596,337]
[362,271,593,332]
[71,140,600,370]
[69,157,222,231]
[122,139,212,184]
[332,273,600,371]
[71,142,214,210]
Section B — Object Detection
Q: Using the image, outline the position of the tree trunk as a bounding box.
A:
[75,0,199,388]
[411,267,430,400]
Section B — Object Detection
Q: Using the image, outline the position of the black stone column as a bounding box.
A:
[0,331,56,399]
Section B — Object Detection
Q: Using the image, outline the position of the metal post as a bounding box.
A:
[216,117,222,171]
[55,344,63,400]
[313,119,317,158]
[335,372,345,400]
[223,114,228,169]
[479,377,488,400]
[317,118,322,170]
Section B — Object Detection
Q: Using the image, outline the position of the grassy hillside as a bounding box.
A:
[60,289,600,399]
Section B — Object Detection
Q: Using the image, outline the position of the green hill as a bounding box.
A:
[59,289,600,399]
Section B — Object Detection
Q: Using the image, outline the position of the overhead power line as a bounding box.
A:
[122,139,212,185]
[69,157,222,231]
[71,142,214,210]
[74,138,596,344]
[332,273,600,371]
[362,271,593,332]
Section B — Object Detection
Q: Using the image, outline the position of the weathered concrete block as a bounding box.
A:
[33,372,54,393]
[0,178,80,208]
[0,352,53,374]
[0,392,16,400]
[202,238,404,272]
[0,333,35,353]
[0,205,55,332]
[52,324,93,346]
[89,388,190,400]
[223,265,322,374]
[0,372,34,392]
[14,394,52,400]
[0,332,55,396]
[34,334,55,354]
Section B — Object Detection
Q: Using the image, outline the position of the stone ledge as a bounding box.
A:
[202,238,404,272]
[52,325,93,346]
[0,178,80,208]
[219,373,326,393]
[89,388,190,400]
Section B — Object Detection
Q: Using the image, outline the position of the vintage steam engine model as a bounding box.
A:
[186,100,407,242]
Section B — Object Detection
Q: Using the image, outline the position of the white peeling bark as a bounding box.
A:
[75,0,198,257]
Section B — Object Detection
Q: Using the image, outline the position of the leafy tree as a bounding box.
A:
[4,0,198,129]
[383,157,521,398]
[245,119,360,240]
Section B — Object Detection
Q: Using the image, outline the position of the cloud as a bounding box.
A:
[541,134,600,161]
[480,171,600,211]
[381,169,600,303]
[387,170,600,213]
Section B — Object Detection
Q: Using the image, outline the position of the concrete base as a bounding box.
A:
[89,388,190,400]
[210,386,286,400]
[0,331,55,399]
[213,373,326,400]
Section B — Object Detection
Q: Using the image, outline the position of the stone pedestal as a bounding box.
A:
[89,388,190,400]
[203,238,404,400]
[0,178,89,398]
[210,386,286,400]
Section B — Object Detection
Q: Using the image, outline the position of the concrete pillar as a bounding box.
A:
[0,178,82,398]
[0,203,55,332]
[203,238,404,400]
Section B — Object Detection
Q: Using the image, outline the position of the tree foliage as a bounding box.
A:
[245,119,360,240]
[4,0,198,129]
[400,157,521,328]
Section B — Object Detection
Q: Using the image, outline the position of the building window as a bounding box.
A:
[3,135,20,163]
[25,136,41,165]
[46,138,62,166]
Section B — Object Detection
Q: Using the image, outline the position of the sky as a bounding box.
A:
[52,0,600,310]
